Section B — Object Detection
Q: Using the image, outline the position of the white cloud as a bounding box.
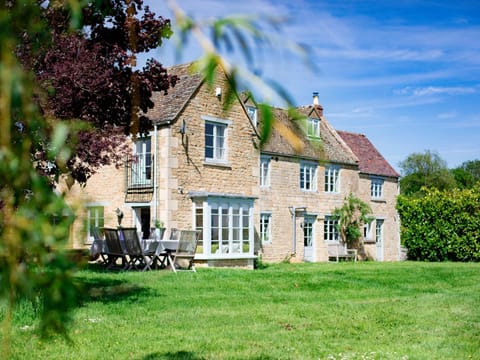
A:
[396,86,478,97]
[314,48,444,61]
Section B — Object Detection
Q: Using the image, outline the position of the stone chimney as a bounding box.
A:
[311,92,323,116]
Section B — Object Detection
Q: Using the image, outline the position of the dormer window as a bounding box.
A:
[307,117,320,138]
[246,106,257,126]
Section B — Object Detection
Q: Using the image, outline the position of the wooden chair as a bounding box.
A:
[328,242,357,262]
[121,227,154,271]
[89,227,108,265]
[171,230,201,272]
[103,228,128,269]
[152,228,178,269]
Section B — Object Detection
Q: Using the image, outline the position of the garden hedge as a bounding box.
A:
[397,185,480,261]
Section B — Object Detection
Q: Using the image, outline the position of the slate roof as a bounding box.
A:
[337,130,400,178]
[147,62,204,124]
[260,105,358,165]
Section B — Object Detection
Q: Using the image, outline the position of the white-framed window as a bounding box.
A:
[260,156,271,187]
[300,161,317,191]
[195,205,204,255]
[325,165,340,193]
[303,216,315,247]
[307,117,320,138]
[364,222,372,241]
[193,197,254,257]
[324,215,339,242]
[260,212,272,244]
[132,136,152,185]
[205,121,226,161]
[375,219,384,243]
[371,178,384,199]
[87,206,104,243]
[246,105,257,126]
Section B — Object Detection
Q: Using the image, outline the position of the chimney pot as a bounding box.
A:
[312,92,319,105]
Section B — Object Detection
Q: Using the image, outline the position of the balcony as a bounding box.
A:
[125,153,154,203]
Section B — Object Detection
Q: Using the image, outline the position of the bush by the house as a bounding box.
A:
[397,185,480,261]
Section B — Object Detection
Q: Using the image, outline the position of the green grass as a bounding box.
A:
[2,262,480,359]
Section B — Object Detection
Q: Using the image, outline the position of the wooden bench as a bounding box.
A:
[328,243,357,262]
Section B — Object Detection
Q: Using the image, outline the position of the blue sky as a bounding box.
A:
[146,0,480,172]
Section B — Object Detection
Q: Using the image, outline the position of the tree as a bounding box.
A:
[1,1,79,349]
[332,193,373,248]
[2,0,310,346]
[16,0,178,184]
[2,0,179,347]
[452,159,480,189]
[399,150,456,197]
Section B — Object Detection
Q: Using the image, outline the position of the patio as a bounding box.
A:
[90,227,200,272]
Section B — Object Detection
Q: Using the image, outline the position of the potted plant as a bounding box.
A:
[153,219,165,240]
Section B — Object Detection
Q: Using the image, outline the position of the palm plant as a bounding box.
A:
[333,193,374,248]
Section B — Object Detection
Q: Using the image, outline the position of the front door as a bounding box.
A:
[303,215,316,262]
[375,219,384,261]
[133,207,151,239]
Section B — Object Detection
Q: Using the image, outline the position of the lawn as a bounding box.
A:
[2,261,479,359]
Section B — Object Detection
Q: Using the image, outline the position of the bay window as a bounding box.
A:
[193,195,254,257]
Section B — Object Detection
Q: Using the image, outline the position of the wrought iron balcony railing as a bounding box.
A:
[125,153,154,202]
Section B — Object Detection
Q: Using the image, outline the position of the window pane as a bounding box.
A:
[222,208,229,228]
[205,123,214,159]
[211,209,219,227]
[87,206,104,242]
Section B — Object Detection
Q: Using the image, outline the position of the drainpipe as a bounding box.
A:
[288,207,296,254]
[153,124,158,223]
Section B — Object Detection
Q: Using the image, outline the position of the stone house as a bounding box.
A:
[67,62,400,267]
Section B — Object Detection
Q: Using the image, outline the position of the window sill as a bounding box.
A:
[195,254,257,260]
[204,160,231,169]
[371,198,386,203]
[363,240,375,244]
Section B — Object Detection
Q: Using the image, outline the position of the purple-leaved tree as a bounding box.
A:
[17,0,177,184]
